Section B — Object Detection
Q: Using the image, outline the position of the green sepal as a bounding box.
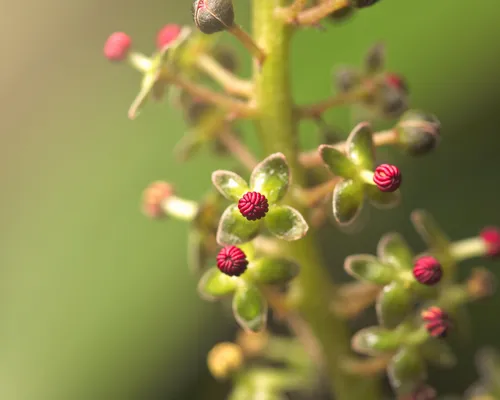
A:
[246,257,299,285]
[197,267,238,301]
[332,179,365,226]
[265,205,308,241]
[411,210,451,255]
[366,185,401,209]
[344,254,394,285]
[387,347,427,393]
[345,122,375,170]
[377,233,414,270]
[376,281,414,329]
[232,284,268,332]
[420,338,457,368]
[351,326,403,355]
[318,145,358,179]
[217,204,261,246]
[212,170,249,202]
[250,153,290,203]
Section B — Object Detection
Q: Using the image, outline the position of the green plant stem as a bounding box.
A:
[252,1,381,399]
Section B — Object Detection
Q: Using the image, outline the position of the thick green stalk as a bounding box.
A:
[252,1,381,399]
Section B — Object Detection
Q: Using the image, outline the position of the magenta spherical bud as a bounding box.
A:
[373,164,402,192]
[156,24,182,50]
[104,32,132,61]
[421,306,451,338]
[216,246,248,277]
[413,256,442,286]
[238,192,269,221]
[480,227,500,258]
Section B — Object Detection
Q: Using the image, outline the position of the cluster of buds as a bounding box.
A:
[347,210,500,396]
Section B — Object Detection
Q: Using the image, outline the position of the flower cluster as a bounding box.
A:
[348,211,499,397]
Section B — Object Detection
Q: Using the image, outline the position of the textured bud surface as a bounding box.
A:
[480,227,500,257]
[422,306,450,338]
[142,181,174,218]
[156,24,182,49]
[104,32,131,61]
[413,256,442,286]
[373,164,402,192]
[192,0,235,34]
[238,191,269,221]
[217,246,248,276]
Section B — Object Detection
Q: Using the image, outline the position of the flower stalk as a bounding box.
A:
[252,0,381,398]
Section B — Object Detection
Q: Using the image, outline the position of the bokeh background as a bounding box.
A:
[2,0,500,399]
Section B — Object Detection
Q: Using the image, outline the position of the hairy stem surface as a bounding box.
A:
[252,1,381,399]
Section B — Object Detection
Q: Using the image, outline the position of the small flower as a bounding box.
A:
[156,24,182,50]
[207,342,244,379]
[373,164,402,192]
[216,246,248,276]
[104,32,132,61]
[421,306,451,338]
[238,191,269,221]
[192,0,235,34]
[142,181,174,218]
[212,153,308,245]
[413,256,442,286]
[480,227,500,258]
[320,123,402,226]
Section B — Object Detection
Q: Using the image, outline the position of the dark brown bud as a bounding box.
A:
[334,67,360,93]
[352,0,380,8]
[365,42,385,73]
[192,0,234,34]
[396,110,441,156]
[328,5,355,23]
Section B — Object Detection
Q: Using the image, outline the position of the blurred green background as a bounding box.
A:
[2,0,500,399]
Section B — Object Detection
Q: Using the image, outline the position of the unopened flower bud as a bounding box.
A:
[192,0,235,34]
[216,246,248,276]
[142,181,174,218]
[480,227,500,258]
[328,5,355,23]
[156,24,182,50]
[104,32,132,61]
[238,191,269,221]
[207,342,244,379]
[352,0,381,8]
[365,43,385,74]
[421,306,451,338]
[396,110,441,156]
[376,73,408,118]
[334,67,360,93]
[413,256,442,286]
[373,164,402,192]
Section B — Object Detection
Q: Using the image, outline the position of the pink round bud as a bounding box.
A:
[216,246,248,277]
[142,181,174,218]
[104,32,132,61]
[156,24,182,50]
[480,227,500,258]
[421,306,451,338]
[238,192,269,221]
[413,256,442,286]
[385,73,408,93]
[373,164,402,192]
